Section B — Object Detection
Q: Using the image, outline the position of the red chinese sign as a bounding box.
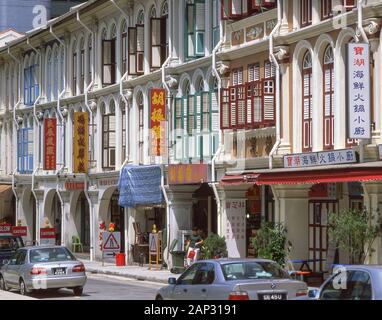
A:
[11,226,27,237]
[64,181,85,190]
[168,164,209,185]
[44,118,57,170]
[150,88,166,156]
[73,112,89,173]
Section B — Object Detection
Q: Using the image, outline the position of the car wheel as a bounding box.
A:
[155,295,163,300]
[73,287,83,296]
[0,275,8,291]
[19,279,31,296]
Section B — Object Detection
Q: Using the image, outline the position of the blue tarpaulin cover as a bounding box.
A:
[118,165,163,208]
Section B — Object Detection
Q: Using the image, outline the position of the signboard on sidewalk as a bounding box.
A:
[11,226,27,237]
[0,224,12,235]
[347,43,371,139]
[40,228,56,245]
[225,200,246,258]
[102,232,121,257]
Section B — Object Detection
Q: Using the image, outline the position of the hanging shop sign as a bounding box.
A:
[73,112,89,173]
[168,164,210,185]
[0,224,12,235]
[150,88,166,156]
[11,226,27,237]
[347,43,371,139]
[284,149,357,169]
[44,118,57,170]
[40,228,56,245]
[225,200,246,258]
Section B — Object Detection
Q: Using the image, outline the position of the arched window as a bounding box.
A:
[128,11,145,75]
[80,39,85,94]
[102,100,116,170]
[72,40,77,95]
[137,92,144,164]
[150,5,156,18]
[150,3,168,70]
[53,47,59,100]
[102,27,116,86]
[59,47,64,93]
[87,35,92,86]
[185,0,206,59]
[121,22,128,75]
[323,45,334,150]
[23,53,40,106]
[17,115,34,173]
[302,51,312,151]
[5,65,9,107]
[120,99,127,161]
[47,49,52,101]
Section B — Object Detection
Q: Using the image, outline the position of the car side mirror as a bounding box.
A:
[168,277,177,285]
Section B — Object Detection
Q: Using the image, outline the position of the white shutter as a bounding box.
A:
[151,19,162,68]
[211,90,219,131]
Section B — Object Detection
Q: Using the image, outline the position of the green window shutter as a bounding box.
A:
[183,96,189,160]
[174,98,183,161]
[186,3,195,59]
[201,91,210,158]
[187,95,195,159]
[211,89,219,155]
[194,0,205,57]
[195,92,202,159]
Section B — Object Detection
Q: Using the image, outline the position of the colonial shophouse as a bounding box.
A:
[1,0,382,275]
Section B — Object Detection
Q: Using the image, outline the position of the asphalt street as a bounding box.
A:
[8,274,163,300]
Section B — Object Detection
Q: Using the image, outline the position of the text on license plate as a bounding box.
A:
[258,293,287,300]
[53,268,66,275]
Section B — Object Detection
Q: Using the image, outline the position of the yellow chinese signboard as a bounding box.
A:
[150,88,166,156]
[73,112,89,173]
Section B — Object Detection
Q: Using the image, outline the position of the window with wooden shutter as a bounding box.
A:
[150,17,166,69]
[137,93,144,164]
[128,27,137,75]
[80,40,85,94]
[321,0,332,20]
[222,0,276,20]
[72,42,77,95]
[122,23,127,75]
[102,108,116,170]
[174,98,185,161]
[221,88,231,129]
[301,0,312,27]
[323,46,334,150]
[185,0,205,59]
[212,0,220,48]
[102,39,116,86]
[263,61,275,124]
[343,0,355,11]
[136,25,144,74]
[302,52,312,152]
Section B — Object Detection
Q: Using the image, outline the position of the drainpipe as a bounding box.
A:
[268,0,282,169]
[210,16,225,236]
[49,25,67,245]
[357,0,369,163]
[27,38,43,244]
[8,46,22,223]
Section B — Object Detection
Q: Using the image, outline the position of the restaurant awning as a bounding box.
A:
[256,167,382,185]
[220,174,260,186]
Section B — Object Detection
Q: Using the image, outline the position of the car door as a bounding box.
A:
[347,270,373,300]
[172,263,201,300]
[3,251,22,286]
[320,270,355,300]
[187,262,216,300]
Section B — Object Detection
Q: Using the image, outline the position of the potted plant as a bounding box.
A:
[252,221,292,268]
[201,234,228,259]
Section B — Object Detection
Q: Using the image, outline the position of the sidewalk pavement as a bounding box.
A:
[0,291,36,300]
[81,259,180,284]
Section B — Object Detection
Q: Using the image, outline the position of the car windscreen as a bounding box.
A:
[29,247,76,263]
[0,237,23,251]
[221,262,290,281]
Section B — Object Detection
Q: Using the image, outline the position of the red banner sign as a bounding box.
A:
[168,164,209,185]
[150,88,166,156]
[40,228,56,239]
[11,226,27,237]
[44,118,57,170]
[65,181,85,190]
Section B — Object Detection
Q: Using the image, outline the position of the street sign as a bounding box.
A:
[149,233,159,255]
[102,232,121,256]
[40,228,56,245]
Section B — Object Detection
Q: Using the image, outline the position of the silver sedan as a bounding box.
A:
[156,259,308,300]
[0,246,87,296]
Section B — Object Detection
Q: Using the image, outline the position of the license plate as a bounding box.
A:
[53,268,66,275]
[258,293,287,300]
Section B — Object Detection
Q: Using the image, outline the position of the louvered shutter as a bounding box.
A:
[195,0,205,56]
[188,95,195,158]
[128,27,137,75]
[237,85,246,128]
[221,88,230,129]
[136,25,144,74]
[175,98,183,160]
[151,18,162,68]
[186,4,195,58]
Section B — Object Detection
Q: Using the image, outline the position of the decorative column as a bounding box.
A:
[271,184,312,261]
[57,189,71,248]
[88,189,99,261]
[33,189,45,245]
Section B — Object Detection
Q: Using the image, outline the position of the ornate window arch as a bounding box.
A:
[323,45,334,150]
[302,51,313,151]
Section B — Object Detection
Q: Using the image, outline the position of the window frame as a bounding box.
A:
[102,111,116,170]
[323,46,334,150]
[300,0,312,27]
[102,39,116,87]
[302,52,313,152]
[321,0,333,21]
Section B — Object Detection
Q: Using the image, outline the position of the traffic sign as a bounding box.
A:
[102,232,121,253]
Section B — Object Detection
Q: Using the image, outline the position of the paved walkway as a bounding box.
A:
[81,259,180,284]
[0,291,37,300]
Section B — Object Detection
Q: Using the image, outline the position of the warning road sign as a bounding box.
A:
[102,232,121,254]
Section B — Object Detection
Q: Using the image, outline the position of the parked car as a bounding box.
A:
[0,246,87,296]
[301,265,382,300]
[0,235,24,267]
[156,259,308,300]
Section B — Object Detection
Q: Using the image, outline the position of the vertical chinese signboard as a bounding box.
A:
[347,43,370,139]
[73,112,89,173]
[150,88,166,156]
[44,118,57,170]
[225,200,246,258]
